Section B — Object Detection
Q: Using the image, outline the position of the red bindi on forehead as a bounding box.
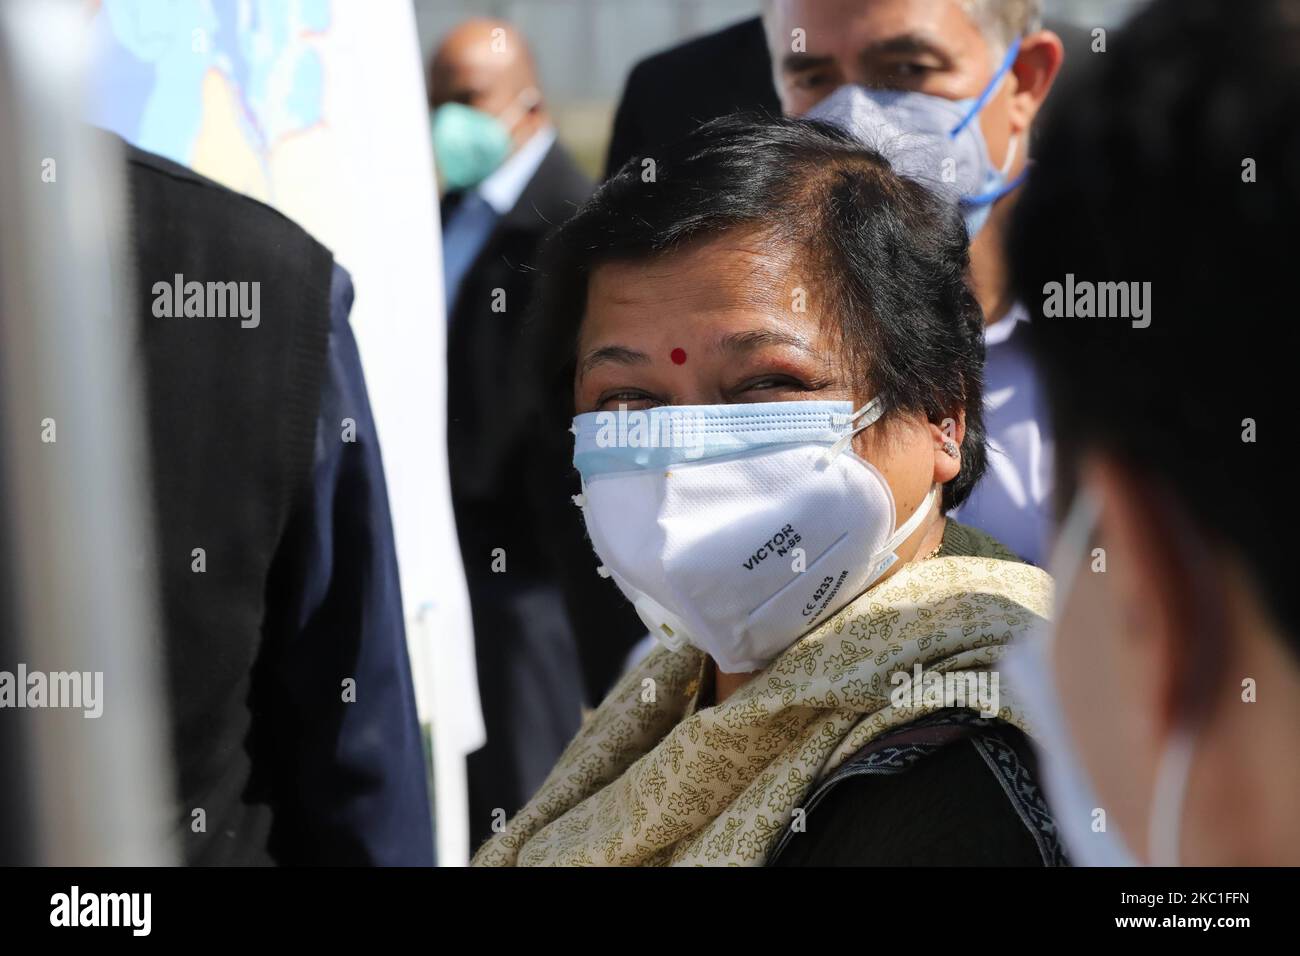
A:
[670,347,687,365]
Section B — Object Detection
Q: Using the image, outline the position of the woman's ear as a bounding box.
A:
[929,411,966,486]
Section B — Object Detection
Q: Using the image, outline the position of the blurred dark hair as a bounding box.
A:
[523,113,988,511]
[1009,0,1296,640]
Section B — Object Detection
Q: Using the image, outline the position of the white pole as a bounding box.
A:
[0,0,175,866]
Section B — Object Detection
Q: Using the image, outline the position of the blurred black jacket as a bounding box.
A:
[605,16,779,178]
[126,137,431,865]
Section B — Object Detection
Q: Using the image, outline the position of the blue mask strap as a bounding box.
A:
[949,35,1022,138]
[961,162,1032,207]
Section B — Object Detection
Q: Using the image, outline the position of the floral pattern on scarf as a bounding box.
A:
[472,555,1052,866]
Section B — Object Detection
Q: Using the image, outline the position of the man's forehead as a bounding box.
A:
[432,49,514,102]
[771,0,989,59]
[439,41,509,79]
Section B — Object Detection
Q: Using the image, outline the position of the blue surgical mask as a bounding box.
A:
[807,36,1026,238]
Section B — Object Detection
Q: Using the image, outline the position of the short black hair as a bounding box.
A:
[526,113,988,511]
[1009,0,1296,642]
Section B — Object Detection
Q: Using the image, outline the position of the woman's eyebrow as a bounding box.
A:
[718,328,821,357]
[577,344,650,381]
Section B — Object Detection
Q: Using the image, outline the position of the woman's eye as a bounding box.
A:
[595,391,658,412]
[736,375,804,395]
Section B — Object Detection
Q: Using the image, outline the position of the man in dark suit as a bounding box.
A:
[429,18,593,852]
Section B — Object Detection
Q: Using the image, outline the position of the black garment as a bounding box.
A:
[769,710,1066,866]
[125,141,330,864]
[445,141,596,852]
[604,17,779,179]
[446,141,591,576]
[767,522,1063,867]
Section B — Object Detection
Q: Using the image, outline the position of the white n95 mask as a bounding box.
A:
[571,399,938,673]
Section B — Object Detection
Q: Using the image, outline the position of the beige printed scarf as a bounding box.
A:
[472,554,1052,866]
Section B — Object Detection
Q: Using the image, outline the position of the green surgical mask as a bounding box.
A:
[431,102,512,192]
[431,87,539,193]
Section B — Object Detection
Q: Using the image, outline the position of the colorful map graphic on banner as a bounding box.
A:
[88,0,339,244]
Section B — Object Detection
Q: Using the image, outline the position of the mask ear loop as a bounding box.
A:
[999,132,1020,176]
[498,85,541,134]
[1147,730,1197,866]
[1048,488,1103,608]
[823,397,886,464]
[949,35,1023,138]
[1140,481,1226,866]
[882,482,939,556]
[961,162,1030,207]
[951,35,1027,208]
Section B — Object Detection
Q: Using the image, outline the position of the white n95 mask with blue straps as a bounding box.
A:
[571,399,938,673]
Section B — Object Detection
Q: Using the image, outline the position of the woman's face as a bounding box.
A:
[573,230,961,567]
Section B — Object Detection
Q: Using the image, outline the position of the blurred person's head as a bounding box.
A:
[529,116,989,675]
[763,0,1062,321]
[1011,0,1300,865]
[428,18,547,192]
